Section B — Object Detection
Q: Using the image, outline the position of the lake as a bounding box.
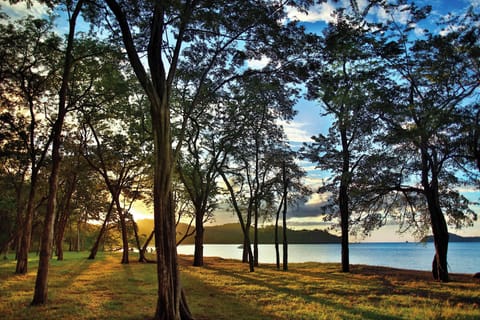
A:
[177,242,480,274]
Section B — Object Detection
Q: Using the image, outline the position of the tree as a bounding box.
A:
[85,1,312,317]
[302,14,388,272]
[32,0,84,305]
[371,3,479,282]
[0,14,61,275]
[214,71,301,269]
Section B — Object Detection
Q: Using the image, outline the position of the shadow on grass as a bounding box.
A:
[182,267,276,320]
[196,259,404,320]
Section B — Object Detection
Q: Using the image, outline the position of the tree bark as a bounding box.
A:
[55,174,77,261]
[339,182,350,273]
[420,142,449,282]
[15,179,37,274]
[253,206,259,267]
[339,122,350,273]
[426,188,449,282]
[282,163,288,272]
[193,214,204,267]
[274,195,284,270]
[117,204,130,264]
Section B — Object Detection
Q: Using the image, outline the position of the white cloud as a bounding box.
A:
[0,0,49,19]
[286,1,337,23]
[305,192,331,206]
[246,55,271,70]
[279,120,314,143]
[286,0,414,25]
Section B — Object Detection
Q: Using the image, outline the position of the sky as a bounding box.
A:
[2,0,480,242]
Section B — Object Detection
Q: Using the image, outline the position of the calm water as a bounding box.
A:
[177,242,480,274]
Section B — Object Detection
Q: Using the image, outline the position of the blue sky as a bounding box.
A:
[2,0,479,241]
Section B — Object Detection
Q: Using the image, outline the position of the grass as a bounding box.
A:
[1,252,479,319]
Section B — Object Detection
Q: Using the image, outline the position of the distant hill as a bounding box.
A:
[420,233,480,243]
[182,223,341,244]
[135,219,340,244]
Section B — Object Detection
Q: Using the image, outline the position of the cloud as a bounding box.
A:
[286,216,334,229]
[286,1,337,23]
[247,55,271,70]
[0,0,49,19]
[279,120,314,143]
[288,190,334,218]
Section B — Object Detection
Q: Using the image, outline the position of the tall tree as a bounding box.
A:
[302,15,388,272]
[86,1,312,317]
[32,0,84,305]
[215,72,300,269]
[374,4,480,282]
[0,15,61,275]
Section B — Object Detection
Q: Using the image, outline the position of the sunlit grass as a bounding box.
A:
[1,252,479,319]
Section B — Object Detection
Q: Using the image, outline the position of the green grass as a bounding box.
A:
[1,252,479,319]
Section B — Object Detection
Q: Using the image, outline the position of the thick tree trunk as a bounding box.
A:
[420,142,449,282]
[426,191,449,282]
[103,1,194,317]
[151,95,192,319]
[193,214,204,267]
[339,125,350,273]
[339,182,350,273]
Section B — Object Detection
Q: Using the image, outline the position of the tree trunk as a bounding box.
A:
[139,230,155,263]
[55,175,76,261]
[115,198,129,264]
[32,101,66,305]
[253,206,259,267]
[274,196,283,270]
[426,190,449,282]
[282,163,288,272]
[420,141,449,282]
[193,213,204,267]
[131,217,146,263]
[88,200,115,259]
[151,94,191,319]
[32,99,70,304]
[219,169,255,272]
[242,220,251,263]
[31,2,83,305]
[103,1,194,317]
[339,182,350,273]
[15,180,37,274]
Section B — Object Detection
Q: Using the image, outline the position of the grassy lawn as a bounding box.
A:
[0,252,479,319]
